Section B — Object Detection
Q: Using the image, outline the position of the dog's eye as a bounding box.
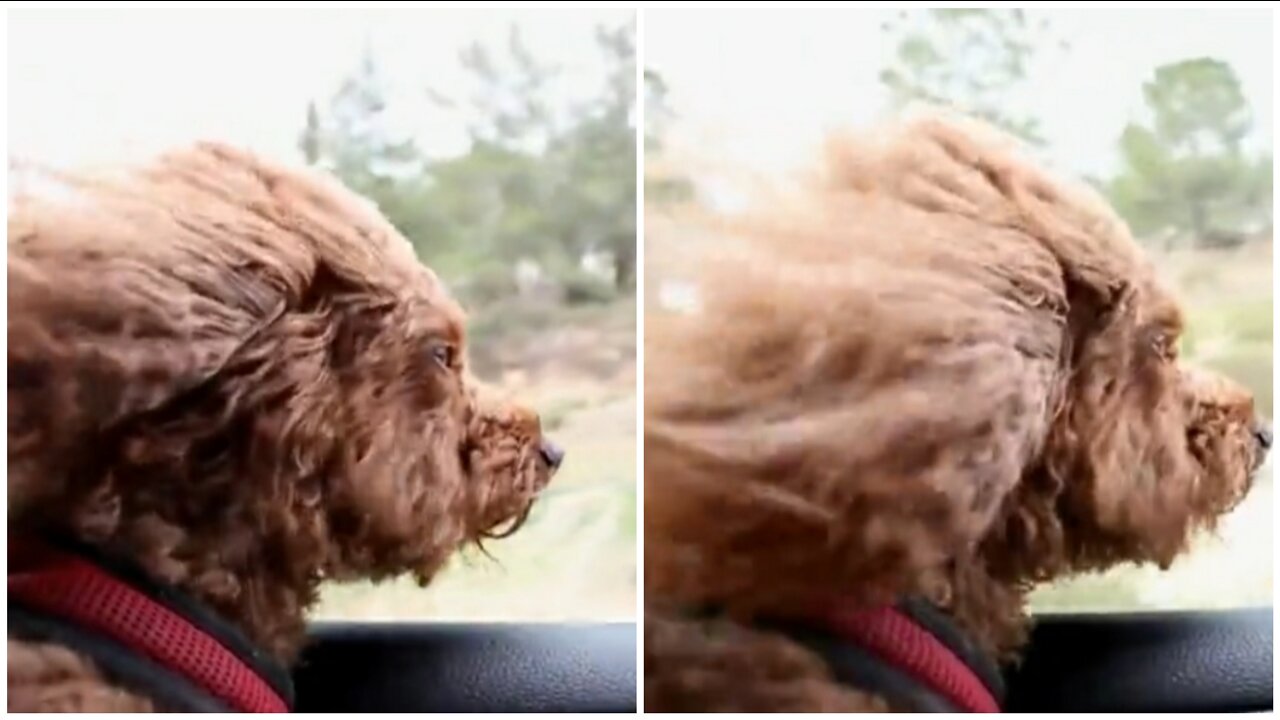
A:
[430,344,455,368]
[1152,333,1177,360]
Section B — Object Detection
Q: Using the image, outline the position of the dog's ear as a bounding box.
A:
[8,152,312,518]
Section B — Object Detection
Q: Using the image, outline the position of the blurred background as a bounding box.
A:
[646,8,1272,612]
[9,9,636,621]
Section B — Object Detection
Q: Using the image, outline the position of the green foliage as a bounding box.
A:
[559,265,620,306]
[301,20,637,320]
[1105,59,1271,247]
[451,27,557,148]
[549,22,638,290]
[879,9,1064,145]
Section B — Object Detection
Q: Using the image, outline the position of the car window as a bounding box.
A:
[645,7,1271,615]
[9,8,638,624]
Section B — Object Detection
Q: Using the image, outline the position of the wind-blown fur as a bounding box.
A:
[643,117,1266,712]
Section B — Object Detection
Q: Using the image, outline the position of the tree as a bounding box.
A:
[879,9,1062,145]
[434,26,560,153]
[643,68,693,207]
[643,69,672,154]
[300,101,322,165]
[433,22,636,292]
[301,23,636,303]
[549,21,638,290]
[297,43,441,258]
[1105,58,1271,247]
[311,44,422,187]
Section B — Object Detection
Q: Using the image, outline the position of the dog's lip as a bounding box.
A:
[482,503,533,539]
[1251,450,1268,473]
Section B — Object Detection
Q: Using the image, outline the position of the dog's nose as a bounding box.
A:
[539,441,565,470]
[1254,420,1272,451]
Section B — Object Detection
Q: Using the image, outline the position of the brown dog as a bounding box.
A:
[643,117,1267,712]
[8,144,562,711]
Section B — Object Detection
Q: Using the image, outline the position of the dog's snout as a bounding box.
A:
[539,441,565,470]
[1254,420,1272,451]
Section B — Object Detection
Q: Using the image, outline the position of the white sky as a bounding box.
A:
[7,9,1271,181]
[646,8,1273,179]
[8,8,633,168]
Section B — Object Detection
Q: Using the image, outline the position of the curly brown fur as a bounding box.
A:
[643,116,1266,711]
[8,144,558,711]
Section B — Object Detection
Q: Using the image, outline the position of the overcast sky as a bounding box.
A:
[646,8,1273,179]
[9,8,633,168]
[8,8,1271,180]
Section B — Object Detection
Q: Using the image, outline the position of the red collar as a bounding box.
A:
[707,598,1002,712]
[9,536,292,713]
[811,600,1003,713]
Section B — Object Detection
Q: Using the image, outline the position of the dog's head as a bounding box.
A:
[644,116,1264,620]
[9,144,560,601]
[986,268,1265,582]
